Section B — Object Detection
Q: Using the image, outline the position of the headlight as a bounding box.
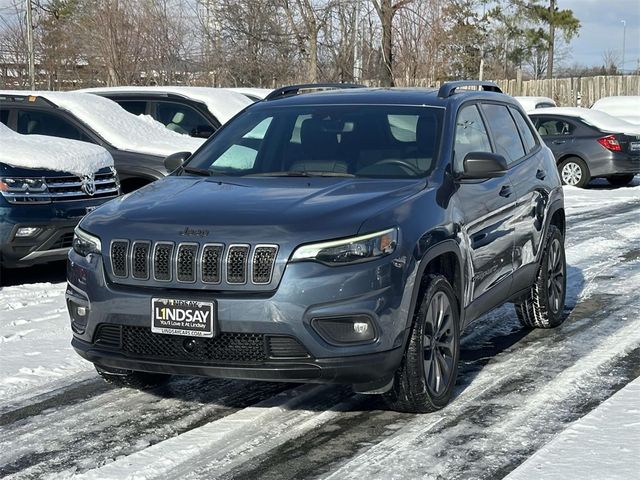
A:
[0,177,48,193]
[291,228,398,265]
[72,227,102,257]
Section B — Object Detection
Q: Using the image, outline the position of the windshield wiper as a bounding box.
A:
[248,171,355,178]
[181,166,213,176]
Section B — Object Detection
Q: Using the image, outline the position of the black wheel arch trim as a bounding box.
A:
[405,238,465,334]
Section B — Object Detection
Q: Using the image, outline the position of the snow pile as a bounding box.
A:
[506,377,640,480]
[0,91,205,157]
[591,96,640,124]
[530,107,640,135]
[0,123,113,177]
[78,86,253,124]
[513,96,556,112]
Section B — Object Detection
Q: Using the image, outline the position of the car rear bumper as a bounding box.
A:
[589,152,640,177]
[71,336,403,386]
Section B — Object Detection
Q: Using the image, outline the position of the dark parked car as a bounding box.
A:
[79,86,252,138]
[67,82,567,413]
[1,124,119,284]
[529,107,640,187]
[0,91,204,192]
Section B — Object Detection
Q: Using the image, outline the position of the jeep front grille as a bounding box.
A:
[107,241,279,287]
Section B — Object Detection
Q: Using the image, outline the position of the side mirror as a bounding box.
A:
[164,151,191,173]
[461,152,508,179]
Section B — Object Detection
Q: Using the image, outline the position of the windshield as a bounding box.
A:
[185,104,444,179]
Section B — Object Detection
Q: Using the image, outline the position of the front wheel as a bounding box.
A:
[559,157,590,187]
[516,225,567,329]
[606,174,635,187]
[384,274,460,413]
[95,365,170,389]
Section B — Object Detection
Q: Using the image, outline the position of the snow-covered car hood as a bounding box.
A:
[0,90,206,157]
[0,123,113,177]
[530,107,640,136]
[77,86,253,124]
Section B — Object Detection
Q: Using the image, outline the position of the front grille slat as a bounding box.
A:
[110,240,129,277]
[108,241,278,286]
[201,244,223,284]
[131,241,150,280]
[153,243,174,281]
[176,243,198,283]
[227,245,249,284]
[252,246,278,284]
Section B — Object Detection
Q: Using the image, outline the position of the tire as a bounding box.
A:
[384,274,460,413]
[515,225,567,329]
[606,174,635,187]
[558,157,590,187]
[95,365,170,389]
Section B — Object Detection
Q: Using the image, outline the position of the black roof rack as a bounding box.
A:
[265,83,365,101]
[437,81,502,98]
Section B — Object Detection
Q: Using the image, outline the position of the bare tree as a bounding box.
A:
[371,0,414,86]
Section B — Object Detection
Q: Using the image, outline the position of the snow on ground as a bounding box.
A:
[505,376,640,480]
[0,123,113,177]
[1,180,640,479]
[0,281,93,403]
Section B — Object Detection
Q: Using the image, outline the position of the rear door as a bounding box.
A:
[499,105,551,291]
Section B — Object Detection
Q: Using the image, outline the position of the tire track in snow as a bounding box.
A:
[0,378,290,479]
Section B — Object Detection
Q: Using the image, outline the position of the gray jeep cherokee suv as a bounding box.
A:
[67,82,567,413]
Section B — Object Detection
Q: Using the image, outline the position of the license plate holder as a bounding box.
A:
[630,141,640,152]
[151,298,216,338]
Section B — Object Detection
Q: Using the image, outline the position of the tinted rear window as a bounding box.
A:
[482,104,525,163]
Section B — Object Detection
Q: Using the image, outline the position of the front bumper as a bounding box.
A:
[67,248,417,386]
[71,335,404,385]
[0,199,112,268]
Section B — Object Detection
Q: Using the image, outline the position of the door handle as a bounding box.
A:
[499,185,513,198]
[552,140,566,145]
[536,169,546,180]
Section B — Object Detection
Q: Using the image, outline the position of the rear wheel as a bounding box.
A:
[516,225,566,329]
[95,365,170,389]
[559,157,590,187]
[384,274,460,413]
[606,174,635,187]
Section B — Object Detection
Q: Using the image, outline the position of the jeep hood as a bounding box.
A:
[81,176,425,247]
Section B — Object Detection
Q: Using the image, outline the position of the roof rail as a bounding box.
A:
[265,83,365,101]
[437,81,502,98]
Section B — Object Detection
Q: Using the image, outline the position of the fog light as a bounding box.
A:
[311,315,376,345]
[67,297,90,334]
[15,227,42,238]
[353,322,369,334]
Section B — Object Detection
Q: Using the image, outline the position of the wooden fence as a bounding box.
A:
[386,75,640,107]
[495,75,640,107]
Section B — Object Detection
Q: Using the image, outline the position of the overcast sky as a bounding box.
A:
[560,0,640,71]
[0,0,639,71]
